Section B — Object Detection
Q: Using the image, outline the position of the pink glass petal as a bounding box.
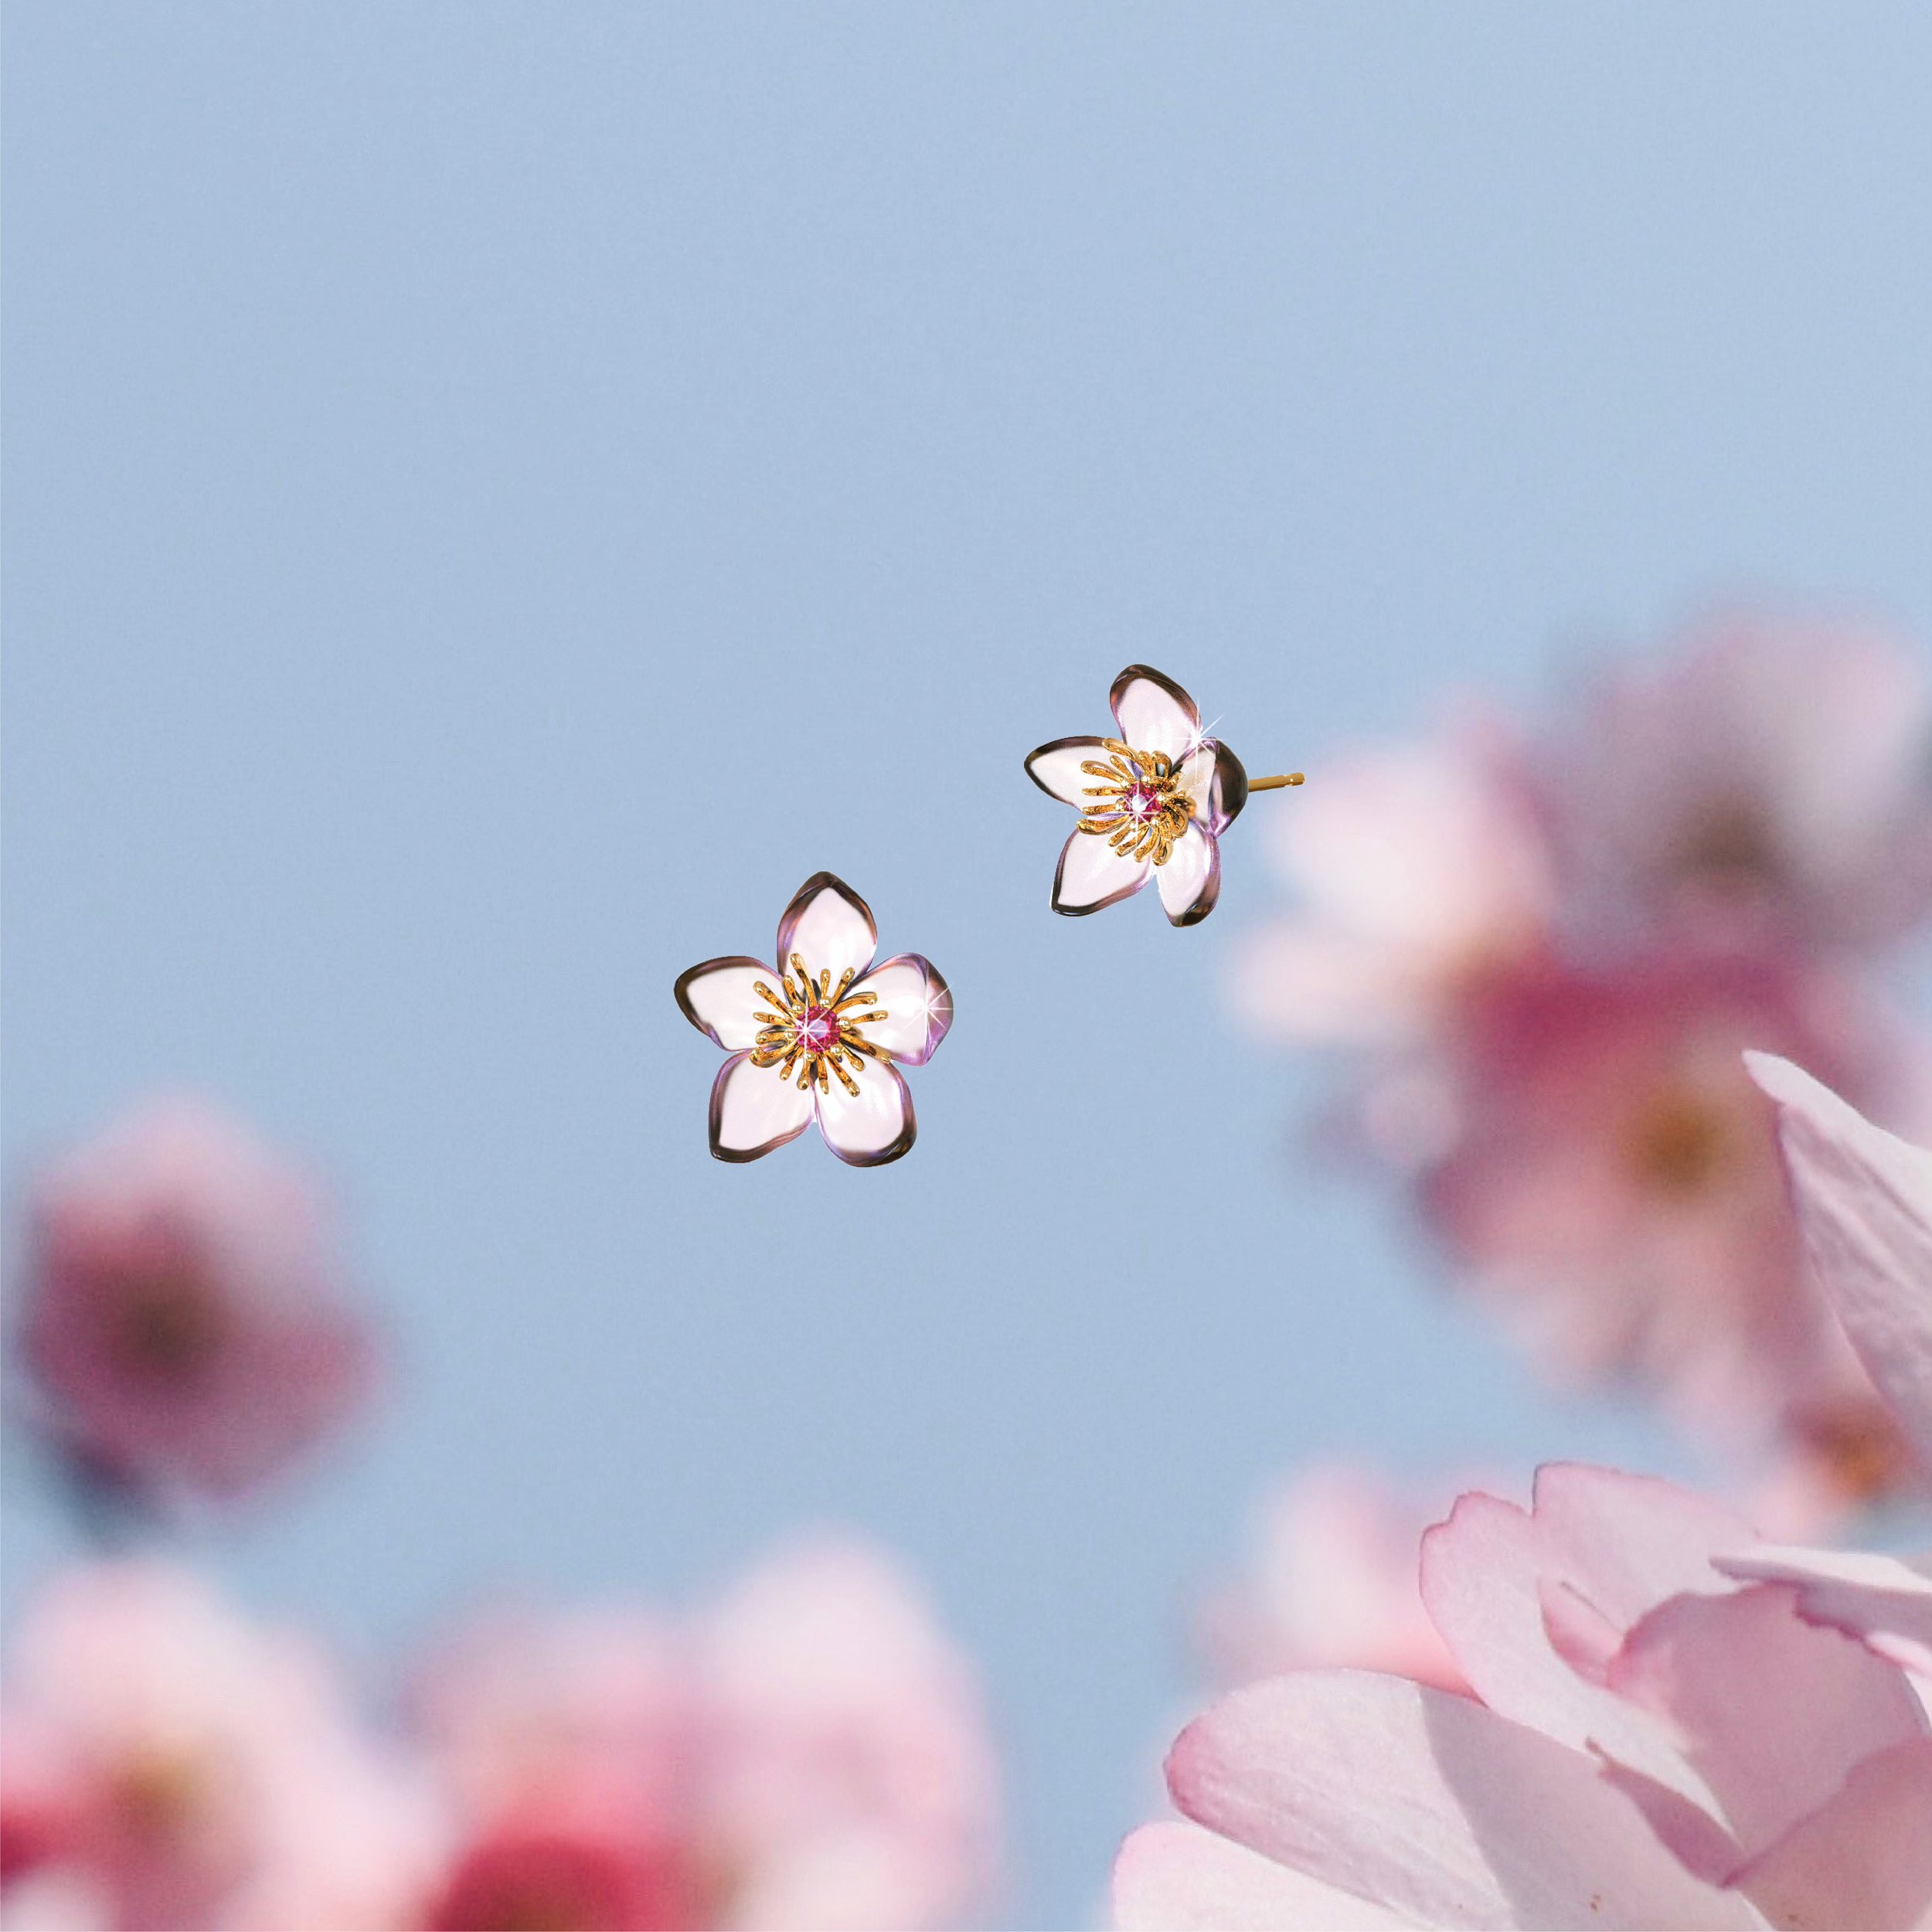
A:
[1114,1821,1410,1931]
[1024,736,1115,808]
[1747,1051,1932,1472]
[1157,822,1222,927]
[1051,828,1151,915]
[673,956,777,1051]
[1166,1672,1756,1929]
[774,872,879,985]
[709,1053,815,1163]
[1179,741,1250,835]
[849,955,953,1066]
[814,1059,916,1167]
[1726,1738,1932,1932]
[1716,1545,1932,1678]
[1111,664,1202,762]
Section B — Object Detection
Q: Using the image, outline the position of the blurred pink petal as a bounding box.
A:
[694,1541,1001,1931]
[15,1101,376,1512]
[1543,618,1932,956]
[1227,726,1553,1048]
[0,1867,111,1932]
[1419,957,1923,1469]
[416,1539,999,1931]
[1747,1049,1932,1471]
[1,1716,90,1891]
[1199,1467,1468,1694]
[413,1609,690,1822]
[0,1563,434,1932]
[425,1799,706,1932]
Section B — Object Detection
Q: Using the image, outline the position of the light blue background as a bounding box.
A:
[6,6,1930,1921]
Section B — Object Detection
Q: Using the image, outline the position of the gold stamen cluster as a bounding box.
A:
[1077,738,1196,866]
[750,954,888,1097]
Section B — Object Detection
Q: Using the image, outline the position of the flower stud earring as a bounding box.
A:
[1023,665,1302,925]
[675,872,953,1165]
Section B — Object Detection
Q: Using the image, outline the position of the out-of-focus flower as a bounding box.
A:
[1229,725,1554,1047]
[1025,666,1261,927]
[675,874,952,1166]
[1543,618,1932,958]
[13,1100,377,1513]
[1112,1058,1932,1932]
[424,1797,704,1932]
[0,1563,435,1932]
[1196,1467,1471,1695]
[1227,621,1932,1492]
[415,1539,1002,1930]
[1418,954,1921,1471]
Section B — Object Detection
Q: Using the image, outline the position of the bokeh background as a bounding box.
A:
[6,5,1930,1921]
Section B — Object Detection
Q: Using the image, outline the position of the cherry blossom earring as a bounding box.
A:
[1023,665,1303,926]
[675,872,953,1166]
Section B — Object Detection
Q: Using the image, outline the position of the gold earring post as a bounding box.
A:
[1248,773,1304,791]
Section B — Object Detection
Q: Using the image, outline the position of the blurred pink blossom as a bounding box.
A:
[0,1563,436,1932]
[15,1100,377,1512]
[424,1797,706,1932]
[1542,617,1932,957]
[1418,953,1923,1475]
[1196,1467,1470,1696]
[1227,620,1932,1492]
[415,1539,1002,1930]
[1112,1056,1932,1930]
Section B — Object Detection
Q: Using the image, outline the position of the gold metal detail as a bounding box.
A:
[1076,739,1196,866]
[748,955,886,1095]
[1250,773,1305,791]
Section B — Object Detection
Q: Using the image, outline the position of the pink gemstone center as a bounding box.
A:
[797,1007,840,1052]
[1127,784,1161,820]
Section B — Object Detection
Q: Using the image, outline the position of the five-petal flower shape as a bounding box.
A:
[675,873,953,1166]
[1024,665,1248,925]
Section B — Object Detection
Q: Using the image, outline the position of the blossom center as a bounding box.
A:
[1793,1399,1914,1503]
[749,956,889,1100]
[1625,1083,1733,1196]
[107,1750,208,1847]
[1076,739,1196,866]
[1672,795,1781,893]
[111,1262,226,1384]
